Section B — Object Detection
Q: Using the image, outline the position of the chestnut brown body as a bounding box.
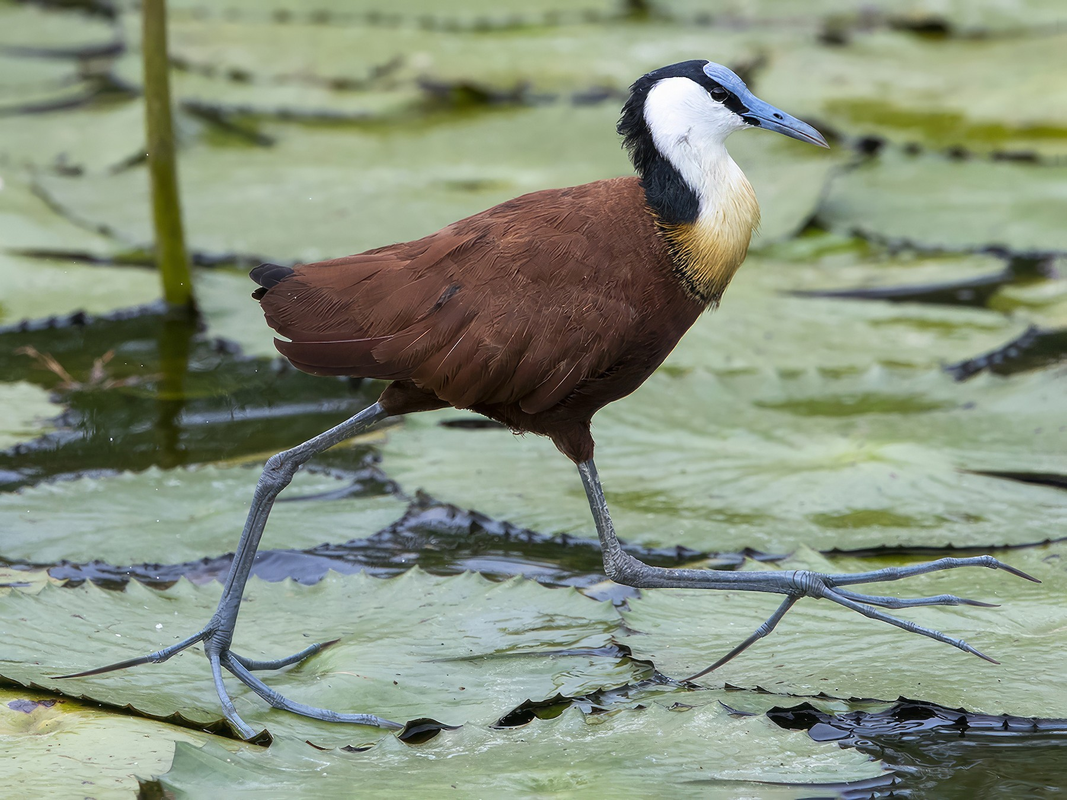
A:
[256,177,706,463]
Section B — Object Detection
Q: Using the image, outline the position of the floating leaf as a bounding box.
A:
[115,0,620,27]
[0,382,59,451]
[0,688,231,800]
[0,174,122,258]
[122,16,775,96]
[755,32,1067,158]
[0,54,92,113]
[0,463,407,564]
[0,251,159,325]
[148,703,885,797]
[110,52,426,122]
[758,234,1012,303]
[619,543,1067,719]
[820,152,1067,255]
[651,0,1067,35]
[0,100,147,175]
[380,366,1067,553]
[0,3,118,55]
[0,571,645,743]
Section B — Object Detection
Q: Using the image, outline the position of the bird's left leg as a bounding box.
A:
[577,459,1037,676]
[58,402,400,738]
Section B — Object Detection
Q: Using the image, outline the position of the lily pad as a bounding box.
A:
[110,51,426,122]
[0,251,159,324]
[0,567,60,595]
[0,100,147,175]
[36,105,837,263]
[670,256,1024,372]
[819,151,1067,255]
[651,0,1067,35]
[994,278,1067,329]
[0,688,232,800]
[0,570,646,742]
[379,366,1067,554]
[148,703,885,797]
[0,463,408,565]
[759,234,1012,302]
[0,54,92,113]
[755,32,1067,158]
[619,543,1067,719]
[121,16,775,97]
[116,0,620,27]
[0,173,122,258]
[0,382,59,451]
[0,2,119,55]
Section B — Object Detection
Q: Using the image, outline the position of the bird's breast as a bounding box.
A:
[659,169,760,306]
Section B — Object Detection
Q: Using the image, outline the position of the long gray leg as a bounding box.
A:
[59,402,402,739]
[577,459,1037,675]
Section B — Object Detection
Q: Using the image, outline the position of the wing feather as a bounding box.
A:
[259,179,649,411]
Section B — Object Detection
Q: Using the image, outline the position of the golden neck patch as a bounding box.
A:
[658,174,760,306]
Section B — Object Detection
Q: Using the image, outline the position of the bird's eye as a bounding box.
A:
[709,86,729,102]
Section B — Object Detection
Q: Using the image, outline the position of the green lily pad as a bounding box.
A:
[820,151,1067,255]
[993,277,1067,329]
[110,51,426,122]
[0,688,233,800]
[0,100,147,175]
[380,365,1067,554]
[121,16,775,97]
[0,463,408,564]
[36,105,837,263]
[670,259,1023,374]
[755,32,1067,158]
[0,174,122,258]
[0,571,646,743]
[0,2,118,54]
[148,703,885,798]
[0,54,92,113]
[116,0,620,27]
[0,567,60,594]
[0,382,59,450]
[619,543,1067,719]
[759,234,1010,295]
[0,251,159,324]
[651,0,1067,35]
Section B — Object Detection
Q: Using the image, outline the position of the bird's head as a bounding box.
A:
[618,60,832,216]
[618,60,828,179]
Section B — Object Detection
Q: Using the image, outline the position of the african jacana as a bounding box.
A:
[63,61,1035,739]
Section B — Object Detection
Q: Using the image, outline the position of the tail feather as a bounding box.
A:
[249,263,295,299]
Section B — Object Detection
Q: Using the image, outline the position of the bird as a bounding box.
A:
[60,60,1036,739]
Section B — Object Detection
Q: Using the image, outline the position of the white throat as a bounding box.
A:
[642,77,754,223]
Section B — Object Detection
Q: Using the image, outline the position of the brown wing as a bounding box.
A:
[259,178,652,414]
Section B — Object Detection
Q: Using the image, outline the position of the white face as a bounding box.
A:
[642,76,749,203]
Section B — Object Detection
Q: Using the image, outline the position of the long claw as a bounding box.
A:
[53,629,207,679]
[829,555,1040,587]
[210,651,258,740]
[231,639,340,671]
[682,595,799,682]
[831,589,998,609]
[825,588,999,665]
[222,654,403,730]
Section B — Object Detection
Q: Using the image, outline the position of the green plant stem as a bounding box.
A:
[142,0,196,314]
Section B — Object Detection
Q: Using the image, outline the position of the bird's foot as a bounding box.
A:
[682,555,1040,682]
[55,623,402,739]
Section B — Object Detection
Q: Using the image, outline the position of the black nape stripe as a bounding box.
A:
[617,61,751,226]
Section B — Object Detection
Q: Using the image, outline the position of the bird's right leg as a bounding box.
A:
[577,459,1038,678]
[57,401,401,739]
